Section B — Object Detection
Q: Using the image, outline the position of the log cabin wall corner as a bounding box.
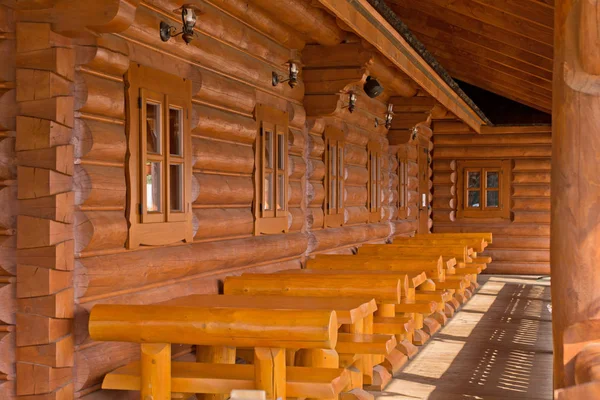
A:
[0,0,468,398]
[431,121,552,275]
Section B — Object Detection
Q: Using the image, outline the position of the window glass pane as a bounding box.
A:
[265,130,273,169]
[487,190,499,208]
[330,178,337,211]
[468,171,480,188]
[169,107,183,156]
[146,102,161,154]
[467,190,480,208]
[338,178,343,209]
[264,173,273,210]
[487,171,499,189]
[277,133,285,171]
[146,161,162,212]
[331,144,337,176]
[277,174,284,211]
[169,164,183,212]
[372,183,377,209]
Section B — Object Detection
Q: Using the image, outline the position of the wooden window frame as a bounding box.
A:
[254,104,289,235]
[397,148,409,220]
[125,63,193,249]
[367,141,383,223]
[457,159,511,219]
[324,126,345,228]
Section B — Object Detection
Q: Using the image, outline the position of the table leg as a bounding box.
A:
[141,343,171,400]
[254,348,286,400]
[197,345,236,400]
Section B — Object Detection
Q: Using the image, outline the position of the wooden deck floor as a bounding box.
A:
[375,275,553,400]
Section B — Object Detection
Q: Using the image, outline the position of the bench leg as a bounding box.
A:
[254,348,286,400]
[197,346,236,400]
[296,348,339,368]
[141,343,171,400]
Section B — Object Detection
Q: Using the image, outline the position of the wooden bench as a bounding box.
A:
[415,232,493,244]
[89,304,354,400]
[223,274,415,386]
[393,237,488,253]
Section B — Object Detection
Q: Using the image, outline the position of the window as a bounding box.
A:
[125,63,193,249]
[368,141,383,222]
[397,148,409,219]
[457,160,511,219]
[324,126,345,227]
[254,104,289,235]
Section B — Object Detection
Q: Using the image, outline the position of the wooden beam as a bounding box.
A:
[472,0,554,28]
[315,0,485,132]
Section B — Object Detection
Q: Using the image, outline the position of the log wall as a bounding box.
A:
[0,5,16,399]
[431,122,552,274]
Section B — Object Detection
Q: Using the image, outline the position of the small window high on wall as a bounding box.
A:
[368,141,383,223]
[324,126,345,227]
[457,160,511,219]
[397,148,409,219]
[254,104,289,235]
[125,63,193,249]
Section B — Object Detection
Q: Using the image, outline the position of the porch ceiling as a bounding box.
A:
[385,0,554,114]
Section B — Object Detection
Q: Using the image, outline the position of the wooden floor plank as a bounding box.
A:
[372,275,552,399]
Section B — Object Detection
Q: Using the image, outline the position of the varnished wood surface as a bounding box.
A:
[371,275,552,399]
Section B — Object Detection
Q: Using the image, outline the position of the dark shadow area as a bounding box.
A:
[376,276,553,399]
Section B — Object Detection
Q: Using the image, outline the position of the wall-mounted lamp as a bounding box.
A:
[272,61,299,88]
[347,92,358,113]
[385,103,394,130]
[364,76,384,98]
[160,5,201,45]
[411,126,418,140]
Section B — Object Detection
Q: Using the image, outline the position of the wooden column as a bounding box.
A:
[551,0,600,389]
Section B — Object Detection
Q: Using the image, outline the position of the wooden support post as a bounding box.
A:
[141,343,171,400]
[551,0,600,389]
[197,345,236,400]
[254,348,286,400]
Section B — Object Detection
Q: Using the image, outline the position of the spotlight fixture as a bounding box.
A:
[160,5,201,45]
[347,92,358,113]
[272,61,299,88]
[363,76,384,98]
[385,103,394,129]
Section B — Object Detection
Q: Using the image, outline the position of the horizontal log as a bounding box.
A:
[75,232,308,300]
[485,261,550,275]
[307,182,325,207]
[433,121,471,134]
[73,118,126,164]
[485,249,549,263]
[289,181,302,206]
[432,160,456,172]
[16,69,71,102]
[433,145,552,159]
[308,207,324,230]
[345,186,367,207]
[77,37,130,77]
[513,159,551,171]
[0,185,17,229]
[433,223,549,237]
[432,197,455,210]
[192,137,254,174]
[193,69,255,115]
[0,282,15,325]
[74,72,124,119]
[74,164,125,209]
[432,172,456,185]
[225,274,401,303]
[19,191,73,224]
[345,206,369,225]
[0,331,14,376]
[308,134,325,158]
[193,208,253,240]
[288,105,306,131]
[368,54,419,98]
[344,124,370,148]
[513,172,551,184]
[393,219,419,236]
[433,184,455,197]
[74,210,127,254]
[512,184,551,198]
[289,128,306,156]
[434,134,551,146]
[511,211,550,224]
[192,104,256,145]
[345,165,368,186]
[345,144,367,166]
[0,138,15,181]
[17,215,72,249]
[289,207,304,232]
[17,166,72,200]
[90,304,337,348]
[408,177,419,191]
[490,236,549,250]
[307,158,324,181]
[512,197,551,211]
[432,211,456,223]
[207,0,306,49]
[194,173,253,206]
[310,223,390,253]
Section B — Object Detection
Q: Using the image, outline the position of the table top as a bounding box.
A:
[160,294,377,324]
